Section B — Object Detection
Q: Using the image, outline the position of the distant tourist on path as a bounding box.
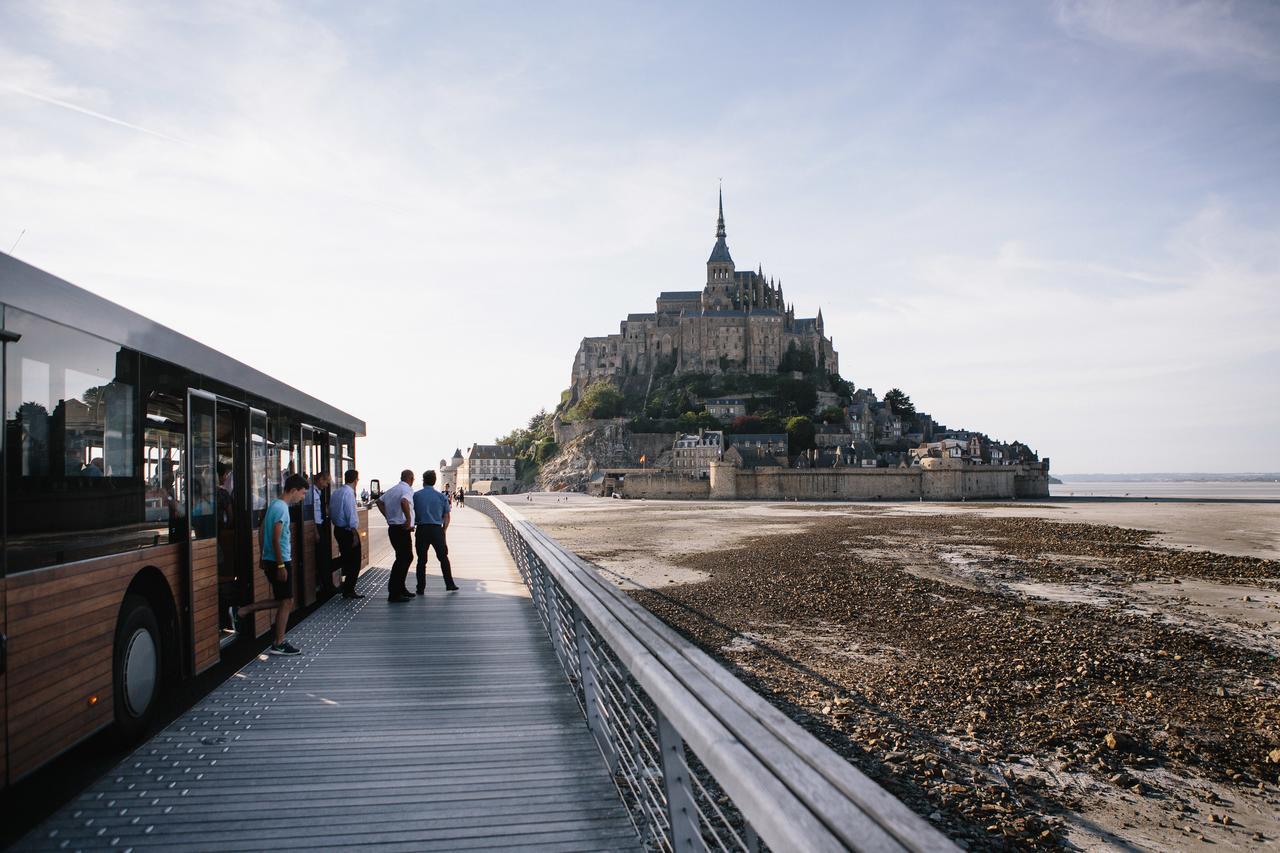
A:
[413,470,457,594]
[232,473,309,655]
[377,469,416,602]
[307,470,333,592]
[330,469,364,599]
[456,488,465,507]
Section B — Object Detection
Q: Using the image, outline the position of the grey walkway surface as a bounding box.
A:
[19,508,640,852]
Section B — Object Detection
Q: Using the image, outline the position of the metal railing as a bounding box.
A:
[468,496,957,853]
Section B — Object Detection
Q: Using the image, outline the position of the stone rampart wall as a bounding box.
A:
[619,473,712,500]
[697,461,1049,502]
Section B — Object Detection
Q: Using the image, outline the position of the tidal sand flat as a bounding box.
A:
[515,495,1280,851]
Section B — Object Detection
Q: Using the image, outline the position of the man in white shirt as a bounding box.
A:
[376,469,415,602]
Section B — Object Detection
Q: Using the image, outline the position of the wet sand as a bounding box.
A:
[508,494,1280,851]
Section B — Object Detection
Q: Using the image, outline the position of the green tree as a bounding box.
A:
[779,343,816,373]
[786,415,816,453]
[819,405,845,424]
[566,380,624,420]
[776,378,818,416]
[676,410,722,433]
[884,388,916,419]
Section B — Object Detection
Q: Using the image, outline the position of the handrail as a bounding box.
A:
[468,496,957,853]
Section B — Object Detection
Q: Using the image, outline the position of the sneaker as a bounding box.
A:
[268,642,302,656]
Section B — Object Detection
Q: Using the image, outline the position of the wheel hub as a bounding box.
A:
[122,627,158,717]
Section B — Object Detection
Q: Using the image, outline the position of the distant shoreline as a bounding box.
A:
[1055,473,1279,483]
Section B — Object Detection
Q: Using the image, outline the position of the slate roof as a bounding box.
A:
[730,433,788,445]
[658,291,701,299]
[467,444,516,459]
[708,236,734,264]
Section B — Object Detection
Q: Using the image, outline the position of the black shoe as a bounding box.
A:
[342,592,365,599]
[416,588,426,595]
[388,593,413,603]
[445,585,460,591]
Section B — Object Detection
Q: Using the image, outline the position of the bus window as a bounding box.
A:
[3,309,143,571]
[270,412,297,500]
[189,395,216,541]
[250,408,268,527]
[143,388,186,545]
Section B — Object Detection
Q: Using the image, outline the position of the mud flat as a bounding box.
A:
[512,494,1280,851]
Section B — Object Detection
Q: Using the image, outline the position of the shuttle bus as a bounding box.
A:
[0,252,368,787]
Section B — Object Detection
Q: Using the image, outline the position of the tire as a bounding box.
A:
[113,594,162,740]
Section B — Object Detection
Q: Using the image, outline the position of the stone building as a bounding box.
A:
[456,444,517,494]
[438,448,462,493]
[671,430,724,478]
[570,191,838,399]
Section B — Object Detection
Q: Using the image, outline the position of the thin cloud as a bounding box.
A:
[2,84,191,145]
[1054,0,1280,79]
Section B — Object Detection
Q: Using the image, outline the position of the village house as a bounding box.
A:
[672,429,724,477]
[456,444,518,494]
[814,423,853,448]
[704,397,747,419]
[728,433,789,455]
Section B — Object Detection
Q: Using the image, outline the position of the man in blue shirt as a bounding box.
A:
[232,473,309,655]
[329,469,363,599]
[413,470,457,594]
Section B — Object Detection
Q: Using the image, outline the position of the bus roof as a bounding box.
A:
[1,252,366,436]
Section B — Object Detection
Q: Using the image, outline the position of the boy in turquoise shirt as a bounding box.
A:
[233,474,309,655]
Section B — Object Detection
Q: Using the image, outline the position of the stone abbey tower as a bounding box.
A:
[571,191,838,398]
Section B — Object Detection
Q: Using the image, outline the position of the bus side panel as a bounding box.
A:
[251,536,271,638]
[4,545,183,782]
[300,521,317,608]
[1,579,8,790]
[191,538,220,674]
[358,508,370,570]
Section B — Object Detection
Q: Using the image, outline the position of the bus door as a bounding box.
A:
[187,392,252,659]
[1,328,17,787]
[298,426,330,604]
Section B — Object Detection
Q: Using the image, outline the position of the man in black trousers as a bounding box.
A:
[376,469,415,602]
[330,469,364,598]
[413,470,458,594]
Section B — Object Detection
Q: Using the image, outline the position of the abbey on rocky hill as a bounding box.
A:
[570,190,838,399]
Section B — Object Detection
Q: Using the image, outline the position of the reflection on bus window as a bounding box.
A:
[3,309,143,571]
[144,388,186,545]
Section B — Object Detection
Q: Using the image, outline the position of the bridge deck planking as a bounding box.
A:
[18,508,640,852]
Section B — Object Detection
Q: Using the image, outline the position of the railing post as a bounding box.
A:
[574,606,617,773]
[657,711,702,853]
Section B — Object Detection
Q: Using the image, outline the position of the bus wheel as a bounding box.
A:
[113,594,161,739]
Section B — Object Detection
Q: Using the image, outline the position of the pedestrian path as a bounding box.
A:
[19,508,640,852]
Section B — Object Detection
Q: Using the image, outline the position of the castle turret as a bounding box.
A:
[703,187,736,311]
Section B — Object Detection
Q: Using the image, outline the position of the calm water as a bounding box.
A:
[1050,481,1280,500]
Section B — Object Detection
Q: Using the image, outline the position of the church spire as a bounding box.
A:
[706,184,733,266]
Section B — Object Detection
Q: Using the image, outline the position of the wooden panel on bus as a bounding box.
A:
[300,520,317,608]
[251,536,271,638]
[191,538,220,674]
[358,508,370,569]
[4,544,183,782]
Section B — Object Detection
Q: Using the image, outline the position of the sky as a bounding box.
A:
[2,0,1278,478]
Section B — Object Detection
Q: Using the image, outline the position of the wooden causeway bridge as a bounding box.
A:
[20,500,955,852]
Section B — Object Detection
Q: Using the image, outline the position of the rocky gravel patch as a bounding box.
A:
[628,514,1280,850]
